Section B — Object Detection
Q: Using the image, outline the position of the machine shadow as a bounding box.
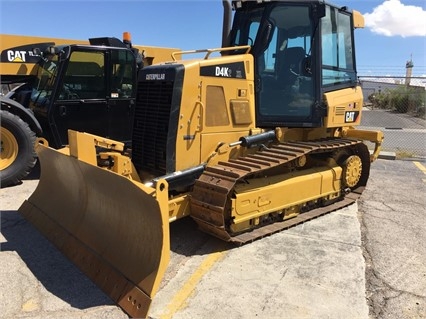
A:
[169,217,236,257]
[1,209,234,312]
[0,210,115,310]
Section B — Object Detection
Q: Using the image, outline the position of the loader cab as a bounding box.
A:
[230,1,359,128]
[30,43,137,148]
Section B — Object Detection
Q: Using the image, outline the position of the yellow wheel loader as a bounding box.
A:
[0,33,179,187]
[19,0,383,318]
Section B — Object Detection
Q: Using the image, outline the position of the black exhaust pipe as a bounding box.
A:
[222,0,232,51]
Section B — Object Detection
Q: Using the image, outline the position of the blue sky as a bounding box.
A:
[1,0,425,77]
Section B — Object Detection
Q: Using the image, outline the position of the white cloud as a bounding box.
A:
[364,0,426,37]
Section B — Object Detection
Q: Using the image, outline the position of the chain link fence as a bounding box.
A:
[359,76,426,159]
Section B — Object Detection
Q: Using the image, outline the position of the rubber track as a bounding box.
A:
[190,138,365,244]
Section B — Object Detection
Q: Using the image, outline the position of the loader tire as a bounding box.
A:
[0,110,37,187]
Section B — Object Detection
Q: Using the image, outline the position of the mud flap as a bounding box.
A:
[18,143,170,318]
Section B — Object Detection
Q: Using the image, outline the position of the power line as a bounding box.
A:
[358,66,426,69]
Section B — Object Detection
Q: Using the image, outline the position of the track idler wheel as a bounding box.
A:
[341,155,362,188]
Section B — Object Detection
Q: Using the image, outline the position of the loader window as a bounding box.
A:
[31,53,59,106]
[321,7,356,87]
[59,51,106,100]
[110,49,136,98]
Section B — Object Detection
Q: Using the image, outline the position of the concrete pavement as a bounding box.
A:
[358,159,426,318]
[149,204,368,319]
[1,174,369,319]
[1,159,425,318]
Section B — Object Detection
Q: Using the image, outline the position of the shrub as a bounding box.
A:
[369,86,425,113]
[368,91,391,109]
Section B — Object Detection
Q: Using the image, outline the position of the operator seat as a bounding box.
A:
[259,46,313,115]
[260,46,306,91]
[277,46,306,87]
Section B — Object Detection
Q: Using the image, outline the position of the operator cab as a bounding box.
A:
[29,42,138,148]
[230,1,359,128]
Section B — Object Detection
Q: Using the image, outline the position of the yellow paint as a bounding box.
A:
[22,299,39,312]
[413,161,426,174]
[232,165,341,224]
[0,126,18,170]
[1,33,180,77]
[159,249,226,319]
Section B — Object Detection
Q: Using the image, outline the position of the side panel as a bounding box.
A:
[233,166,342,224]
[176,55,256,170]
[50,100,109,146]
[323,86,363,128]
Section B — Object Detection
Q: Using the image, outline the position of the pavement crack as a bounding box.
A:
[358,202,426,319]
[261,268,288,312]
[358,206,388,318]
[285,231,361,248]
[364,211,402,227]
[364,206,424,238]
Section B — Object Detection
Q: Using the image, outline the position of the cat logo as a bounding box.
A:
[7,50,28,62]
[345,111,359,123]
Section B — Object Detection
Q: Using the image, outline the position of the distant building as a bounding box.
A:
[359,56,424,104]
[359,79,402,103]
[359,78,425,109]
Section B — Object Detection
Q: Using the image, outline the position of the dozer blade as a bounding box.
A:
[18,143,170,318]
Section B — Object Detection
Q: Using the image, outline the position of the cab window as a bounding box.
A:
[59,51,105,100]
[321,6,356,87]
[110,49,136,98]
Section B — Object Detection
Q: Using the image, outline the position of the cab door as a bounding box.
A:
[51,48,108,147]
[106,48,137,145]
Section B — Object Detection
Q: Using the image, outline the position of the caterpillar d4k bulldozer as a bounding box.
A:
[19,1,383,318]
[0,33,179,187]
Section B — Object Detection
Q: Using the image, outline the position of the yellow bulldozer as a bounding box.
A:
[19,0,383,318]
